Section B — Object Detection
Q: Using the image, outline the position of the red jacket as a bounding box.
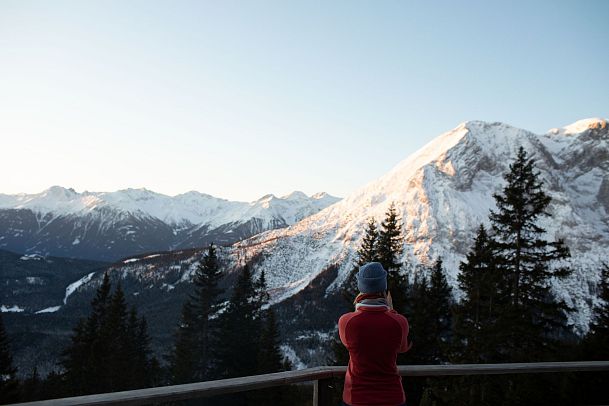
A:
[338,306,410,406]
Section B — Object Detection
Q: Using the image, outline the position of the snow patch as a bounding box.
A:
[280,345,306,370]
[64,272,96,304]
[35,306,61,314]
[1,305,24,313]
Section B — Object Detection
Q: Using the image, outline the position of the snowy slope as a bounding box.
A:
[231,118,609,333]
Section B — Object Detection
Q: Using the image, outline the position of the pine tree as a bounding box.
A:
[169,243,224,383]
[489,146,571,361]
[453,224,500,364]
[357,217,379,266]
[343,217,380,301]
[406,260,452,365]
[333,218,380,367]
[257,308,284,374]
[62,274,156,396]
[253,307,292,406]
[427,258,452,362]
[62,273,112,395]
[104,282,131,392]
[376,203,408,314]
[215,265,261,380]
[169,302,197,384]
[0,313,19,404]
[191,243,224,381]
[449,225,502,406]
[376,203,403,272]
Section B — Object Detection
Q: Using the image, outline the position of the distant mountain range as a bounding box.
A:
[0,188,340,261]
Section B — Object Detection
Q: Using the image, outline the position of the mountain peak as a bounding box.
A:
[551,118,609,136]
[43,185,77,198]
[282,191,308,200]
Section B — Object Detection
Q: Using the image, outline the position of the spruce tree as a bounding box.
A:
[103,282,130,392]
[168,302,197,384]
[376,203,403,272]
[376,203,408,314]
[0,313,19,404]
[407,260,452,365]
[453,224,500,364]
[427,258,452,362]
[489,146,571,361]
[169,243,224,383]
[357,217,379,266]
[215,265,261,380]
[191,243,224,381]
[62,273,112,395]
[333,218,380,367]
[62,274,156,395]
[449,225,502,406]
[343,217,380,301]
[254,307,292,406]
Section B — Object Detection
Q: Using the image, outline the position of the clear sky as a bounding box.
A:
[1,1,607,201]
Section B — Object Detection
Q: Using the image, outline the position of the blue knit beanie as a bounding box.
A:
[357,262,388,294]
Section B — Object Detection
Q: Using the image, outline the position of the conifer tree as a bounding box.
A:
[215,265,261,380]
[169,243,224,383]
[62,273,112,395]
[254,307,292,406]
[427,258,452,361]
[257,308,284,374]
[489,146,571,361]
[357,217,379,266]
[406,273,433,364]
[103,282,130,392]
[407,260,452,365]
[449,225,502,406]
[169,302,197,384]
[376,203,403,272]
[62,273,156,395]
[191,243,224,380]
[453,224,500,364]
[343,217,380,301]
[376,203,408,314]
[0,313,19,404]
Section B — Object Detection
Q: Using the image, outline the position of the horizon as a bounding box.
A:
[1,1,608,200]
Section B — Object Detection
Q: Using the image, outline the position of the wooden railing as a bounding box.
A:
[8,361,609,406]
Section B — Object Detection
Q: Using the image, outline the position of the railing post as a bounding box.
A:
[313,377,334,406]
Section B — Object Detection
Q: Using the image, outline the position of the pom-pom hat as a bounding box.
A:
[357,262,388,294]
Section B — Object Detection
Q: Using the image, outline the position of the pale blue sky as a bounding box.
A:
[1,0,607,201]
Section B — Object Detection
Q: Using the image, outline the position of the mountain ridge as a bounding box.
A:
[0,188,341,261]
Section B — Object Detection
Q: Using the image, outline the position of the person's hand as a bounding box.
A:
[386,291,394,310]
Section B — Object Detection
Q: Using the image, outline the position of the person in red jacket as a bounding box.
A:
[339,262,411,406]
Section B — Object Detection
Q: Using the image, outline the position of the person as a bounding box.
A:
[338,262,411,406]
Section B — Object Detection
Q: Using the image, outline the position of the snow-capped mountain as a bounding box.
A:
[0,188,340,261]
[230,118,609,333]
